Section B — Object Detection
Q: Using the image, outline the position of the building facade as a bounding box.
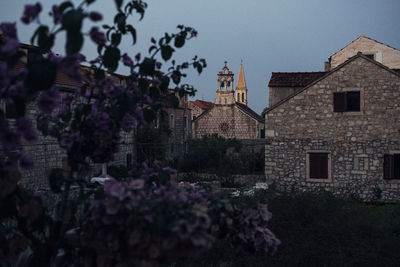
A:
[264,36,400,201]
[192,62,264,139]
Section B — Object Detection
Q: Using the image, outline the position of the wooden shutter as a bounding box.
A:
[394,154,400,179]
[333,92,346,112]
[383,154,394,179]
[310,153,328,179]
[346,91,360,111]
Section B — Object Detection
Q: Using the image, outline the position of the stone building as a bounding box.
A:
[188,100,214,120]
[192,62,264,139]
[3,43,190,190]
[264,36,400,201]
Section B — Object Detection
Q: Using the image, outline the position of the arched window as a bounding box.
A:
[227,80,230,87]
[220,81,224,90]
[242,93,245,102]
[237,93,240,101]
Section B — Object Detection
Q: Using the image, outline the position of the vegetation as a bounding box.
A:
[0,1,278,266]
[176,192,400,267]
[178,134,264,175]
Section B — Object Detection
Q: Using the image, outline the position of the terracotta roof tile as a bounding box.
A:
[268,72,326,87]
[190,100,214,110]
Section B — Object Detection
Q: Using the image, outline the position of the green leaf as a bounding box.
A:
[126,25,137,44]
[139,58,155,76]
[174,35,185,48]
[85,0,95,5]
[143,109,155,123]
[48,168,64,193]
[111,32,122,46]
[103,46,121,71]
[37,26,54,51]
[114,12,126,32]
[66,31,84,56]
[59,1,74,13]
[62,9,84,32]
[161,45,174,61]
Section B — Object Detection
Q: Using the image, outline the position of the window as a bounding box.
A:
[220,81,224,89]
[364,54,374,60]
[333,91,360,112]
[242,93,245,102]
[307,152,330,180]
[227,81,230,87]
[384,154,400,180]
[237,93,240,101]
[184,116,187,128]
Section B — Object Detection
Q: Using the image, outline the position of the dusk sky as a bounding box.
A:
[1,0,399,113]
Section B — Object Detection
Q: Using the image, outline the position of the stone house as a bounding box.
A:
[3,43,190,190]
[192,62,264,139]
[264,36,400,201]
[188,100,214,120]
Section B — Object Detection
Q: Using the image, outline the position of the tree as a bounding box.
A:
[0,1,279,266]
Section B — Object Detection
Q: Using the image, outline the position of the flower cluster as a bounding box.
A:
[85,165,215,265]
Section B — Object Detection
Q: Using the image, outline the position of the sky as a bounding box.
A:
[0,0,399,113]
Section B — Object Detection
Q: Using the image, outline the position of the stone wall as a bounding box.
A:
[269,86,302,107]
[164,107,191,160]
[193,104,261,139]
[265,55,400,201]
[265,138,400,202]
[330,36,400,70]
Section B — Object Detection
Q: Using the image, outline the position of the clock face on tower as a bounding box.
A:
[219,122,229,133]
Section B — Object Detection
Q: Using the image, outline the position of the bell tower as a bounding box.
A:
[215,61,235,105]
[235,61,248,105]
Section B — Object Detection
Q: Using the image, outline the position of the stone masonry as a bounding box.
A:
[265,54,400,202]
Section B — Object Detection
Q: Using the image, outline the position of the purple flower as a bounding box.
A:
[90,27,106,46]
[37,87,60,114]
[58,54,85,81]
[109,182,125,200]
[89,11,103,22]
[162,167,177,175]
[0,23,19,56]
[21,2,42,24]
[135,53,141,62]
[1,128,21,152]
[122,53,133,67]
[19,153,34,169]
[105,199,120,215]
[16,117,38,142]
[1,38,19,56]
[0,22,17,39]
[144,95,152,104]
[121,113,135,132]
[173,220,193,240]
[129,179,144,190]
[51,5,62,24]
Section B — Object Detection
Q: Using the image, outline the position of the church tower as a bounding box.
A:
[215,61,235,105]
[235,62,248,106]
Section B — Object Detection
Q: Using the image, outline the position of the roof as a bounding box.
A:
[329,35,400,59]
[264,53,400,115]
[236,102,264,122]
[393,69,400,74]
[190,100,214,110]
[236,63,247,90]
[268,72,326,87]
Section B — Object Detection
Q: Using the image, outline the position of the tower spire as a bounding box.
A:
[235,61,248,105]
